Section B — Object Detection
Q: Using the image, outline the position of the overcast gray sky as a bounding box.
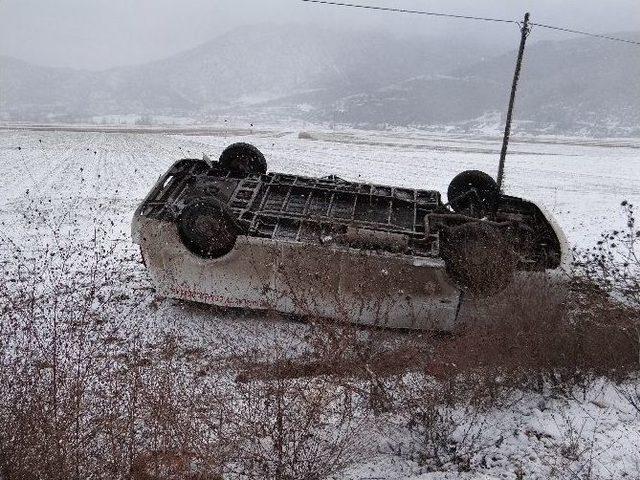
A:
[1,0,638,70]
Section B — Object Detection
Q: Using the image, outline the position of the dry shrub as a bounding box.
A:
[0,216,229,479]
[354,204,640,473]
[573,201,640,364]
[236,318,432,383]
[225,375,364,480]
[425,203,640,398]
[377,213,640,470]
[0,210,371,479]
[2,193,640,479]
[237,344,426,382]
[381,372,488,471]
[574,201,639,311]
[431,274,638,397]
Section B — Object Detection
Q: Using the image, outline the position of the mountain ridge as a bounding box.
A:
[1,25,638,136]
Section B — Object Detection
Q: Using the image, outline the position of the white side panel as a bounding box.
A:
[138,218,460,330]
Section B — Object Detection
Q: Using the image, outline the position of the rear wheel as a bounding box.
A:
[177,198,241,259]
[440,221,516,297]
[219,142,267,175]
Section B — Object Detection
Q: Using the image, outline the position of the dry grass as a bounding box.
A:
[0,201,639,478]
[432,275,638,397]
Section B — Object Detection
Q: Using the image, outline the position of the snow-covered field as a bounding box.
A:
[2,125,639,248]
[1,125,639,479]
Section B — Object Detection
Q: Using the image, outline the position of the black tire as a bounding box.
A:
[219,142,267,175]
[440,221,516,297]
[177,198,241,259]
[447,170,499,217]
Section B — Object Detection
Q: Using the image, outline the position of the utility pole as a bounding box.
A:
[497,12,531,192]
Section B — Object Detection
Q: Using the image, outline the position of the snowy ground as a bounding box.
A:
[1,125,639,479]
[1,125,638,248]
[343,379,640,480]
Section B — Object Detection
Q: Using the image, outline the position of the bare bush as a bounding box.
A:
[0,217,230,479]
[2,195,640,479]
[430,273,638,400]
[382,373,487,471]
[573,201,640,366]
[574,201,639,309]
[225,375,364,480]
[0,210,371,479]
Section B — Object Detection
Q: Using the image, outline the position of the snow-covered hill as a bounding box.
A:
[1,25,638,136]
[335,33,640,136]
[0,25,485,120]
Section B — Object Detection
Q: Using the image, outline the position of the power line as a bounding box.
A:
[301,0,640,46]
[530,22,640,46]
[300,0,517,24]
